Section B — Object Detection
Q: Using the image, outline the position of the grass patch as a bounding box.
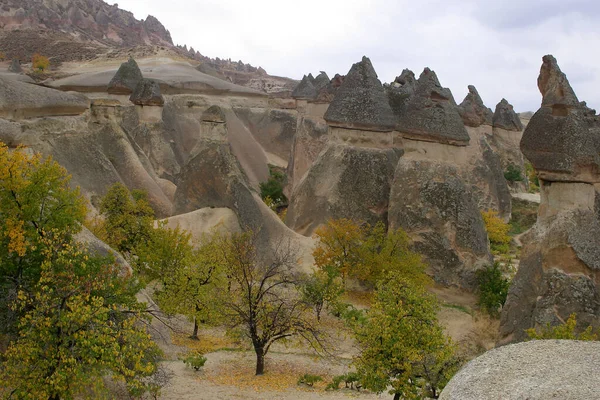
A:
[442,303,472,315]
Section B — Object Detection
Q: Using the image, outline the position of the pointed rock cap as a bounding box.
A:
[201,105,226,123]
[458,85,493,127]
[324,56,396,131]
[395,68,470,145]
[129,78,164,106]
[387,68,416,118]
[108,57,143,95]
[313,71,330,92]
[8,59,22,73]
[292,75,318,100]
[492,99,523,131]
[538,54,579,110]
[521,56,600,183]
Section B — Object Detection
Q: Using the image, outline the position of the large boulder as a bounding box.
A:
[107,57,143,95]
[0,76,89,120]
[7,59,22,73]
[492,98,523,131]
[440,340,600,400]
[458,85,493,127]
[388,159,491,289]
[129,78,164,106]
[286,144,401,235]
[324,56,396,131]
[396,68,470,145]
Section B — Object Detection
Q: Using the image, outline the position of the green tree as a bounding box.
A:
[259,167,287,206]
[354,274,460,399]
[139,226,226,339]
[0,143,86,337]
[99,183,154,255]
[0,241,162,399]
[476,262,510,317]
[504,164,524,182]
[300,265,344,321]
[218,231,322,375]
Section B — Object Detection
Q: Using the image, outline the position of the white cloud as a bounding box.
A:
[117,0,600,112]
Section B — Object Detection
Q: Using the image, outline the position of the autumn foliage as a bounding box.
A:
[32,53,50,71]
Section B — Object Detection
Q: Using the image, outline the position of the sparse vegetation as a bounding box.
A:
[481,210,511,255]
[504,163,524,182]
[32,53,50,72]
[476,263,510,317]
[526,313,598,341]
[508,198,538,235]
[525,161,540,192]
[183,353,208,371]
[297,373,323,387]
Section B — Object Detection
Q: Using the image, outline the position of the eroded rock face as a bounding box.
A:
[440,340,600,400]
[388,159,491,289]
[107,57,144,95]
[500,55,600,344]
[396,68,470,145]
[286,144,401,235]
[458,85,493,127]
[492,98,523,131]
[129,78,164,106]
[324,56,396,131]
[387,69,416,119]
[0,76,90,120]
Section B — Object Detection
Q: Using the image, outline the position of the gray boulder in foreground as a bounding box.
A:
[440,340,600,400]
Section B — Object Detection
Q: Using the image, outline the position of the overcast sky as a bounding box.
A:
[117,0,599,112]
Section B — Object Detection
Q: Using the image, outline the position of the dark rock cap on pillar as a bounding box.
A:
[492,98,523,131]
[108,57,144,95]
[395,68,470,145]
[520,55,600,182]
[458,85,493,127]
[292,75,318,100]
[129,78,164,106]
[323,56,396,132]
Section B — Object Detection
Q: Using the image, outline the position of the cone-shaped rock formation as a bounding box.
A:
[108,57,144,95]
[458,85,493,127]
[492,99,523,131]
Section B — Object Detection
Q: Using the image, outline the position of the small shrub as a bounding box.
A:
[342,372,361,390]
[182,353,207,371]
[297,373,323,387]
[481,210,511,255]
[32,53,50,72]
[476,263,509,317]
[260,166,287,206]
[0,51,5,61]
[504,164,524,182]
[525,162,539,192]
[526,313,598,341]
[325,375,345,390]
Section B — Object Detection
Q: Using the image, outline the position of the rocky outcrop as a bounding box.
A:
[386,69,416,119]
[440,340,600,400]
[286,116,329,193]
[129,78,164,106]
[324,56,396,131]
[500,55,600,343]
[107,58,144,95]
[0,76,90,120]
[395,68,470,145]
[7,59,21,73]
[292,75,317,100]
[492,99,523,131]
[458,85,493,127]
[388,159,491,288]
[286,144,401,235]
[201,105,226,123]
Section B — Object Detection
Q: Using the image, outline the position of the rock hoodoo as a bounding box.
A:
[492,98,523,131]
[323,56,396,131]
[395,68,470,145]
[386,68,416,119]
[107,57,144,95]
[129,78,164,106]
[291,75,318,100]
[458,85,493,127]
[8,59,22,73]
[499,55,600,343]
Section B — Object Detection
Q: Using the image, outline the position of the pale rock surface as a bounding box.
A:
[440,340,600,400]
